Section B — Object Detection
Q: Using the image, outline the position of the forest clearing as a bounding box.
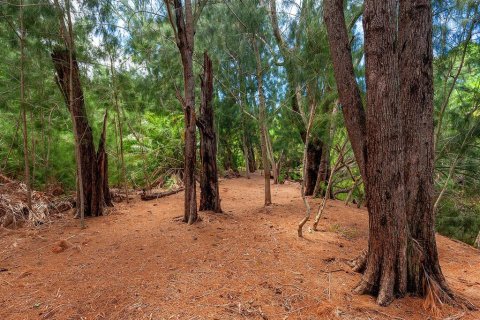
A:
[1,174,479,320]
[1,0,480,318]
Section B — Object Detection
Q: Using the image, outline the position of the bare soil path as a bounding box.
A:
[1,173,479,319]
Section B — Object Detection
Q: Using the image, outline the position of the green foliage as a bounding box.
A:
[0,0,479,246]
[436,197,480,245]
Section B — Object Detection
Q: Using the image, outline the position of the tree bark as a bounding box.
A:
[169,0,197,224]
[305,138,323,196]
[352,0,408,306]
[51,50,110,217]
[348,0,462,308]
[324,0,367,183]
[253,38,271,206]
[248,143,256,173]
[198,52,221,213]
[399,0,451,297]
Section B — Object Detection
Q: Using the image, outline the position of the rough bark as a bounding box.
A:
[305,138,323,196]
[141,188,184,201]
[51,50,110,217]
[198,52,222,213]
[353,0,408,306]
[399,0,451,297]
[170,0,197,224]
[324,0,367,183]
[351,0,463,308]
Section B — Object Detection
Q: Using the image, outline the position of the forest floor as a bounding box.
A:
[1,173,480,320]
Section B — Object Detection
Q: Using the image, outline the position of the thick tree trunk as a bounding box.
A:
[353,0,458,307]
[324,0,367,183]
[399,0,451,297]
[51,50,110,217]
[352,0,408,307]
[198,52,221,213]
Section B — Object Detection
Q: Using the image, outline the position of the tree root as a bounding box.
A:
[348,249,367,273]
[352,254,478,311]
[424,274,478,312]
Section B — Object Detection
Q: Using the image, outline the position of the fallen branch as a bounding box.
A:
[140,188,184,201]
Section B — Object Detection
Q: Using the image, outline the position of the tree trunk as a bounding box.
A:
[19,0,32,209]
[399,0,451,298]
[253,38,271,206]
[51,50,110,217]
[304,138,323,196]
[351,0,461,308]
[352,0,408,307]
[171,0,197,224]
[313,142,331,197]
[238,64,250,179]
[248,143,256,173]
[265,129,278,184]
[110,55,129,203]
[222,143,237,172]
[324,0,367,183]
[475,231,480,249]
[198,52,221,213]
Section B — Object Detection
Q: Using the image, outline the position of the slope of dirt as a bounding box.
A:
[1,173,479,320]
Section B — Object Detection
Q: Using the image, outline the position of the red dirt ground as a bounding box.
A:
[1,173,479,320]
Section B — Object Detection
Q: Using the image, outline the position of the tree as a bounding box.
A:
[325,0,470,307]
[19,0,32,209]
[166,0,205,224]
[51,0,112,218]
[269,0,327,196]
[323,0,367,183]
[198,51,221,213]
[253,38,272,206]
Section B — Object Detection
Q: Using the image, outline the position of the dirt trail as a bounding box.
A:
[1,173,479,319]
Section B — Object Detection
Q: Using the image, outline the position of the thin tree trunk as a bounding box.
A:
[248,143,256,173]
[169,0,197,224]
[19,0,32,209]
[324,0,367,183]
[198,52,221,213]
[110,55,129,203]
[434,8,477,150]
[265,129,278,184]
[297,88,318,237]
[238,64,250,179]
[312,140,347,231]
[253,38,271,206]
[270,0,323,191]
[30,110,36,190]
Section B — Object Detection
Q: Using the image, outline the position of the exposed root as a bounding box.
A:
[348,249,367,273]
[423,276,444,317]
[353,278,374,296]
[423,270,478,314]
